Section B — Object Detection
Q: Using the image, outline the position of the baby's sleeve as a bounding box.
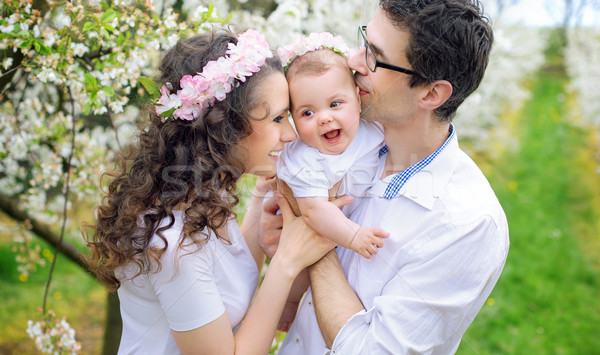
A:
[277,141,332,198]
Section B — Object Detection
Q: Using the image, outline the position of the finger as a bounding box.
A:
[373,237,385,248]
[263,196,280,214]
[330,194,353,209]
[370,244,379,255]
[372,228,390,238]
[276,192,295,225]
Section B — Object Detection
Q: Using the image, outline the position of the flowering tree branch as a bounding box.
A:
[0,192,93,276]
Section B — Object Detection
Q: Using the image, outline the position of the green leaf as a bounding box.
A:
[18,40,32,49]
[207,2,214,17]
[102,86,115,97]
[82,102,92,115]
[101,10,119,24]
[82,22,95,33]
[84,73,97,89]
[103,24,116,33]
[35,41,51,55]
[139,77,161,99]
[159,107,176,118]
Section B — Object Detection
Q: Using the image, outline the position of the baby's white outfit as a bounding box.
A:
[277,119,384,213]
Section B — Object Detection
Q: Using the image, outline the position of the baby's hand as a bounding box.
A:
[350,227,389,258]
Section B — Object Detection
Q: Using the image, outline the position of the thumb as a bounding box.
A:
[276,192,295,225]
[330,194,353,209]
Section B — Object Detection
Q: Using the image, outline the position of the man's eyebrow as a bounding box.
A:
[370,41,388,61]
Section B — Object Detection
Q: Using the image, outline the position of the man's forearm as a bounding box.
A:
[308,250,364,348]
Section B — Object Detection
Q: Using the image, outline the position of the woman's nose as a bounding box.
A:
[281,117,297,142]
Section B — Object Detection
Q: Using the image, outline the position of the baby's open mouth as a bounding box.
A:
[323,129,341,141]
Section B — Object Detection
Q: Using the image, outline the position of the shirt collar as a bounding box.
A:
[371,124,458,210]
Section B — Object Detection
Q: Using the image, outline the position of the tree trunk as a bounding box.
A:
[102,291,122,355]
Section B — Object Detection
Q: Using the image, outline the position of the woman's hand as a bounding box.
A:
[270,192,337,276]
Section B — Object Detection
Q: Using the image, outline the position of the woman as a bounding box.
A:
[86,28,334,354]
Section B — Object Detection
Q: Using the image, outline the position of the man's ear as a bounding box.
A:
[418,80,453,110]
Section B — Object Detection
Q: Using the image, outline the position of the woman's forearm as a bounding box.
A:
[234,256,297,354]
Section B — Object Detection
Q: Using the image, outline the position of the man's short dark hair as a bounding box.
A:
[380,0,493,122]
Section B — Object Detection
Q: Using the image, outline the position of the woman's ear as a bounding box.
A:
[418,80,453,110]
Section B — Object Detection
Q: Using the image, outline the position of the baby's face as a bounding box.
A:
[289,66,362,155]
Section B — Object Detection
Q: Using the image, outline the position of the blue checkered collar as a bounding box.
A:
[371,124,457,209]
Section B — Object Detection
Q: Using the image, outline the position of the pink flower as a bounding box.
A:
[154,29,273,120]
[156,85,182,116]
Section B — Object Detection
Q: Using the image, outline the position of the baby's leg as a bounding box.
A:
[276,178,302,217]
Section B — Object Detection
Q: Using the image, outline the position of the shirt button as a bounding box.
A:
[295,337,301,343]
[308,300,313,306]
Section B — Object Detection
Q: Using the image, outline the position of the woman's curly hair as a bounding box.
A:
[85,29,283,291]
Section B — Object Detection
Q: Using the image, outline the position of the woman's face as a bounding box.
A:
[240,72,297,177]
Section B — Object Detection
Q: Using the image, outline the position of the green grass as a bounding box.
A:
[0,236,106,354]
[458,67,600,354]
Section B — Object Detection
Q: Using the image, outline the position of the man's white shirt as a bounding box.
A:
[279,130,509,354]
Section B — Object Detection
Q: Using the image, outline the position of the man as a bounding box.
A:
[263,0,509,353]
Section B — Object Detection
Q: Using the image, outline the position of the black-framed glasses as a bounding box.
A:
[358,25,421,77]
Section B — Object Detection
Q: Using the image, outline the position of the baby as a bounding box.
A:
[275,33,389,332]
[277,33,388,259]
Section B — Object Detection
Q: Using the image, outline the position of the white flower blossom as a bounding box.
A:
[0,23,14,33]
[71,43,89,57]
[2,57,13,70]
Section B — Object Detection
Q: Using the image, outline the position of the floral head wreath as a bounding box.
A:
[155,29,273,121]
[277,32,356,71]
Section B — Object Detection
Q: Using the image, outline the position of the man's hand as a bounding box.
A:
[259,196,283,258]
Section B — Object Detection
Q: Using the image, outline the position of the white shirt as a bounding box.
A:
[116,211,258,354]
[279,131,509,354]
[277,120,384,203]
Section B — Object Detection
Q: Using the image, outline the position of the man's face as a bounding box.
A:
[348,7,418,124]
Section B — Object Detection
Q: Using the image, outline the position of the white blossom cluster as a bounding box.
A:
[229,0,375,48]
[455,20,548,154]
[26,310,81,355]
[565,27,600,173]
[565,28,600,127]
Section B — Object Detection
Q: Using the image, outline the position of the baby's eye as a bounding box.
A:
[302,110,314,117]
[331,100,342,108]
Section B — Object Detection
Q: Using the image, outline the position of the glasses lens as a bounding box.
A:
[360,26,376,72]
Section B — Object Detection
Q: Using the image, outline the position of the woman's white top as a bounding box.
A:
[277,120,384,204]
[115,211,259,354]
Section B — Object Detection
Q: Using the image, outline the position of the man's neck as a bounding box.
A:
[381,117,450,178]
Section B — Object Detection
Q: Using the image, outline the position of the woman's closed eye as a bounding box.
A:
[274,115,284,123]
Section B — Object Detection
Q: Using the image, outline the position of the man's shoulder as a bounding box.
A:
[441,150,506,228]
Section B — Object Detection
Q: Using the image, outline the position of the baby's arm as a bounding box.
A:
[297,197,389,258]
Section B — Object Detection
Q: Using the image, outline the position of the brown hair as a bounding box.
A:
[380,0,493,122]
[85,29,282,291]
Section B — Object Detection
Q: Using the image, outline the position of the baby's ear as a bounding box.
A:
[355,85,362,113]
